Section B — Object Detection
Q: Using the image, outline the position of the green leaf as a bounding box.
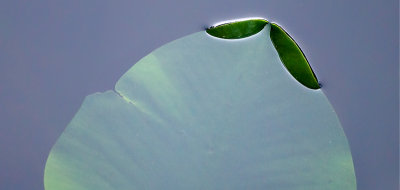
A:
[45,22,355,190]
[206,19,268,39]
[270,23,320,89]
[206,19,320,89]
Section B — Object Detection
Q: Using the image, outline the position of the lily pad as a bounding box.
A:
[44,20,356,190]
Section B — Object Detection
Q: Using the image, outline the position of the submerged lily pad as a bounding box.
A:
[45,20,356,190]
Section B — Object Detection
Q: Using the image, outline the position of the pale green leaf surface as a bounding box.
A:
[44,24,356,190]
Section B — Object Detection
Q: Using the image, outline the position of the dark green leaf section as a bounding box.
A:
[206,19,268,39]
[270,23,320,89]
[206,18,320,90]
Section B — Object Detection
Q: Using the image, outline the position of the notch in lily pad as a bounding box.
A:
[206,18,320,90]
